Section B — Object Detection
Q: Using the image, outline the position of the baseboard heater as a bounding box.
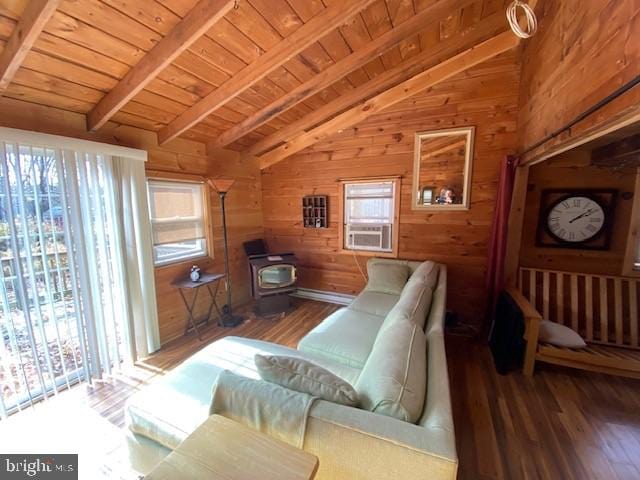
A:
[292,288,355,306]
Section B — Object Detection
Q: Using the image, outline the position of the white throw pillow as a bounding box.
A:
[254,354,359,407]
[365,262,409,295]
[538,320,587,348]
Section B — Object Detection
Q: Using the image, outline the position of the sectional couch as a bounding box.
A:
[125,258,457,479]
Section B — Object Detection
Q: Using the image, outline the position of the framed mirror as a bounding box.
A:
[412,126,475,210]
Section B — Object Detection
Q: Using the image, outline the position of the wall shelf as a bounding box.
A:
[303,195,327,228]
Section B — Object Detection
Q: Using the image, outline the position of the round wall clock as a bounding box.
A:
[545,195,606,244]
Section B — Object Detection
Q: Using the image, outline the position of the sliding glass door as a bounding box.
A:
[0,143,125,417]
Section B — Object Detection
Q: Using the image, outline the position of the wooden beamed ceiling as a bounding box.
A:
[0,0,59,91]
[0,0,522,160]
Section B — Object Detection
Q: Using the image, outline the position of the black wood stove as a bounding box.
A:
[243,239,297,315]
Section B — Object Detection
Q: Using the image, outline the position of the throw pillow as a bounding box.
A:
[254,354,359,407]
[538,320,587,348]
[365,262,410,295]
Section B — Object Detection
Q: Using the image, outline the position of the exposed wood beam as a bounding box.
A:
[158,0,378,145]
[208,0,475,150]
[86,0,235,132]
[0,0,60,92]
[247,11,506,158]
[504,165,530,287]
[259,31,521,169]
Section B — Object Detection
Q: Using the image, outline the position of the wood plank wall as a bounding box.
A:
[519,149,637,276]
[0,97,264,344]
[261,52,520,327]
[154,149,264,343]
[518,0,640,155]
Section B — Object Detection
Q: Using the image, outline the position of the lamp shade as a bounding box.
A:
[208,178,235,193]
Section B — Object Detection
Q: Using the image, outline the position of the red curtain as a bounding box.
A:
[485,155,519,325]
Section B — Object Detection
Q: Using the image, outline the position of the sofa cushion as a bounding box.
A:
[377,262,439,331]
[356,319,427,423]
[365,262,409,295]
[126,336,361,450]
[348,290,400,317]
[407,261,439,288]
[298,308,385,369]
[255,354,359,406]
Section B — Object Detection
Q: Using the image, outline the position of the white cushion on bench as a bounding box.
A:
[539,320,587,348]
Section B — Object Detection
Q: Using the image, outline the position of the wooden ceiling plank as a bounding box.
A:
[249,0,304,38]
[258,30,520,169]
[44,11,146,66]
[58,0,159,51]
[360,0,403,69]
[209,0,474,149]
[384,0,419,63]
[249,10,506,156]
[157,0,379,145]
[0,0,59,92]
[339,12,385,79]
[3,83,93,113]
[86,0,234,132]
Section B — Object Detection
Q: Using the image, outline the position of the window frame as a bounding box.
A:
[338,177,401,258]
[623,168,640,276]
[146,172,213,268]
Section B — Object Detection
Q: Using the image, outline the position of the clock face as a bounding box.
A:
[546,196,606,243]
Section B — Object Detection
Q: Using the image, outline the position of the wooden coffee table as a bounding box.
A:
[144,415,318,480]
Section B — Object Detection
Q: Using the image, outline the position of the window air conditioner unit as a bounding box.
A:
[346,224,392,252]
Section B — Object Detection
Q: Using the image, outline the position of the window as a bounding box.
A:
[339,179,400,256]
[147,179,208,266]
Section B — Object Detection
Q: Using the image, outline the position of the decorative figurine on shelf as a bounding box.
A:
[190,265,201,282]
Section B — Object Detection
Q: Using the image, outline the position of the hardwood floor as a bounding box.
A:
[3,298,640,480]
[448,335,640,480]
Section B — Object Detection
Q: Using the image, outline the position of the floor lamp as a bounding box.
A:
[208,178,243,327]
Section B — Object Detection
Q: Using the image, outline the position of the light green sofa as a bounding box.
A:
[124,258,457,479]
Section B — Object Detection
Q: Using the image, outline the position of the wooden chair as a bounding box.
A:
[508,267,640,379]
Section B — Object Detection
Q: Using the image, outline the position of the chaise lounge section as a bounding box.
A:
[125,258,457,479]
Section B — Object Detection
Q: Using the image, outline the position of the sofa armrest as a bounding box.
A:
[304,401,457,480]
[505,287,542,376]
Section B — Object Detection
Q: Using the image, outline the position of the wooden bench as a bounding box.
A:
[508,267,640,378]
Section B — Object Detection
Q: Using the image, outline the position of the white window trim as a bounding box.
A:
[623,168,640,277]
[147,177,211,267]
[338,177,401,258]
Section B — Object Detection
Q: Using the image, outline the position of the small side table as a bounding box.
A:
[144,414,318,480]
[171,273,225,340]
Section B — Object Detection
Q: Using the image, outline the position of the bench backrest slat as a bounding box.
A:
[518,267,640,350]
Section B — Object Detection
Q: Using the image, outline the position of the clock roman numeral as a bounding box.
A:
[572,199,581,208]
[561,201,570,209]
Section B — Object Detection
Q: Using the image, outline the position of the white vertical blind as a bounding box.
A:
[0,130,157,418]
[345,181,395,224]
